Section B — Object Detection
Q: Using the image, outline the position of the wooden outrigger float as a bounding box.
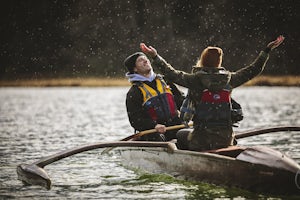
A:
[17,126,300,196]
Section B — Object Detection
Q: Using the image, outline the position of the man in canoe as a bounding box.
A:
[124,51,184,141]
[140,35,285,151]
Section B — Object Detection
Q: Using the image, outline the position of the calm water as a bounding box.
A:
[0,86,299,200]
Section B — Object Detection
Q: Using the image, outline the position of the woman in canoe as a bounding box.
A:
[140,35,285,151]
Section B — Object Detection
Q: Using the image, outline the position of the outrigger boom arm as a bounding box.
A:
[17,141,176,190]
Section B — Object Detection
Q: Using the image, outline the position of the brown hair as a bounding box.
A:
[196,46,223,68]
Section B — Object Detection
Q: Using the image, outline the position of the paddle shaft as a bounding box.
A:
[121,122,193,141]
[235,126,300,139]
[124,124,300,141]
[101,122,193,154]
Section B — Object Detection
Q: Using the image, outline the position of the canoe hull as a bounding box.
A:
[116,144,300,195]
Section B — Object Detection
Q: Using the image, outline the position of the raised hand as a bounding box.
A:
[140,43,158,58]
[267,35,285,50]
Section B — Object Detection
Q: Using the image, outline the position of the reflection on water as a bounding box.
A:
[0,86,299,199]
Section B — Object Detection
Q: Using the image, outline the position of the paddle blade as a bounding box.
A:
[17,164,51,190]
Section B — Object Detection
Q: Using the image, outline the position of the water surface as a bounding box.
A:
[0,86,299,199]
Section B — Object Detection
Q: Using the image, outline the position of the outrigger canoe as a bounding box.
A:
[17,126,300,196]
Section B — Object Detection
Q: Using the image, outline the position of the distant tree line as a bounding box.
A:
[0,0,299,80]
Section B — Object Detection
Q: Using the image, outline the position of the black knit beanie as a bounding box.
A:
[124,52,146,73]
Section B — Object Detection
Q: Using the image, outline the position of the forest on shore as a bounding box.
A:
[1,0,299,81]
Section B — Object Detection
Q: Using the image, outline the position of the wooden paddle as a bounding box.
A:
[100,122,193,154]
[120,124,300,141]
[17,125,300,190]
[235,126,300,139]
[120,121,194,141]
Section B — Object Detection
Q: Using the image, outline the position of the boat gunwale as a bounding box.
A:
[114,144,240,161]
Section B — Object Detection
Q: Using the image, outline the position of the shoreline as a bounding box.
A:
[0,76,299,87]
[0,77,130,87]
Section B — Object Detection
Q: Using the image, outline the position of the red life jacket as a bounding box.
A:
[195,86,232,129]
[137,78,178,123]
